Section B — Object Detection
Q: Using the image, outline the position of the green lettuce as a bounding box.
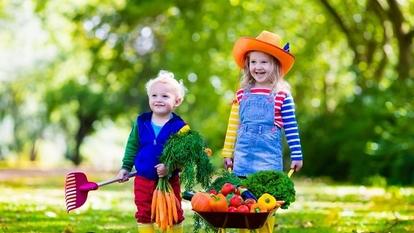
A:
[241,170,296,209]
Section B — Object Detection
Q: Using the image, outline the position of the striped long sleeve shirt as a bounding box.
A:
[222,88,303,161]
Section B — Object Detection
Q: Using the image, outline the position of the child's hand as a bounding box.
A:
[155,163,169,177]
[224,158,233,170]
[291,160,303,172]
[116,169,130,183]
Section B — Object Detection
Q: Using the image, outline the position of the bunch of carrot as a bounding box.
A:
[151,129,214,231]
[151,177,179,231]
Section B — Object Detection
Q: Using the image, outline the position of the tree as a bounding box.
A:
[303,0,414,184]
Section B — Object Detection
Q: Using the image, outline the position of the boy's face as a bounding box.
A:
[148,82,181,116]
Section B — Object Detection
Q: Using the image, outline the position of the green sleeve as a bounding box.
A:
[121,120,139,171]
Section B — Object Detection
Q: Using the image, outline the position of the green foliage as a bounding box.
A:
[302,86,414,185]
[363,174,387,187]
[161,130,214,190]
[208,170,242,192]
[192,213,217,233]
[241,170,296,209]
[1,0,414,186]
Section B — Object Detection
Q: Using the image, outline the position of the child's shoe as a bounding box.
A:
[167,223,183,233]
[137,223,154,233]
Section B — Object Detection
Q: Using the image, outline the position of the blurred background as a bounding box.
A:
[1,0,413,186]
[1,1,414,232]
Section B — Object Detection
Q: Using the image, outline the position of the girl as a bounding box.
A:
[222,30,303,233]
[222,30,303,176]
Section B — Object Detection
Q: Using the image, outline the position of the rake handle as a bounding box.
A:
[97,171,137,187]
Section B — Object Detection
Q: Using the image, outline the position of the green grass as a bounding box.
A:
[0,171,413,233]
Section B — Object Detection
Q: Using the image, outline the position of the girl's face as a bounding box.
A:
[148,82,181,117]
[248,51,274,87]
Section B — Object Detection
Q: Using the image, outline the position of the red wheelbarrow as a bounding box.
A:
[194,209,277,229]
[193,169,294,232]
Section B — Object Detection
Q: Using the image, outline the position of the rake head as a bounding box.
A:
[65,172,99,212]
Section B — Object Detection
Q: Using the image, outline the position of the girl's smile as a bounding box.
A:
[248,51,274,87]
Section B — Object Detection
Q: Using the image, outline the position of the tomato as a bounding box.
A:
[208,188,218,195]
[244,198,257,209]
[229,194,243,207]
[236,204,250,213]
[221,183,235,196]
[227,206,237,212]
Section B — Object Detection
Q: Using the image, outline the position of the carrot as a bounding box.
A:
[163,192,169,231]
[169,191,178,223]
[151,190,157,220]
[166,183,178,223]
[159,190,167,231]
[156,190,161,228]
[165,191,173,227]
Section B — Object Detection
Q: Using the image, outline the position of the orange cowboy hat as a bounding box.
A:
[232,30,295,76]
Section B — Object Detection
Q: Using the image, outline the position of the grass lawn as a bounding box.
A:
[0,169,413,232]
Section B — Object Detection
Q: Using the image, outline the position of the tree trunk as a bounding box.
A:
[382,0,413,79]
[72,116,95,165]
[29,140,37,161]
[397,34,412,79]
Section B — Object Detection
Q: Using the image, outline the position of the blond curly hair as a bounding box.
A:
[145,70,186,102]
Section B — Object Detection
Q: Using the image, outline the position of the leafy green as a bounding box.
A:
[160,130,214,190]
[208,169,241,192]
[192,214,217,233]
[241,170,295,209]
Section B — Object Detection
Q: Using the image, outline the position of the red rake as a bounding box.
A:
[65,171,137,212]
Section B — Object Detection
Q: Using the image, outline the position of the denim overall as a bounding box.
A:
[233,89,283,177]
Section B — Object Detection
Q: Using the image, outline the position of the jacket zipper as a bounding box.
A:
[144,123,157,145]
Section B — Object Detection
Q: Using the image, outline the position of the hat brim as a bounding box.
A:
[232,37,295,76]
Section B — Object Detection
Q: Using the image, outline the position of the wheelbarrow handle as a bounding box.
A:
[97,171,137,187]
[288,169,294,178]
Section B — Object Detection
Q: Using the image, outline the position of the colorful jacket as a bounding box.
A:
[121,112,187,180]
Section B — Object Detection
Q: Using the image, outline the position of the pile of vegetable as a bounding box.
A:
[191,170,296,232]
[241,170,295,209]
[151,129,214,231]
[191,182,284,213]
